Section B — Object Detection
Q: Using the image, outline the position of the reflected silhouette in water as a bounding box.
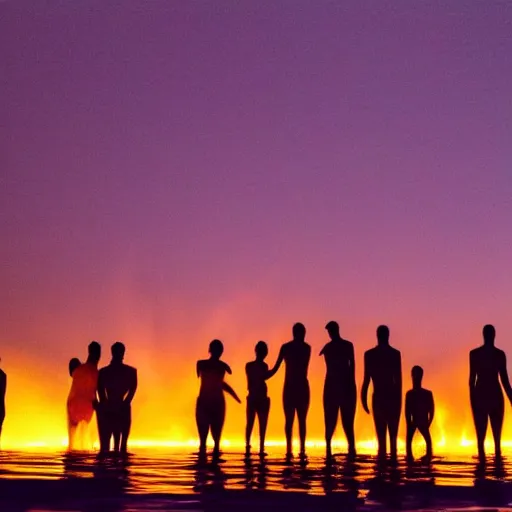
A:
[1,451,512,511]
[193,453,227,493]
[243,453,269,490]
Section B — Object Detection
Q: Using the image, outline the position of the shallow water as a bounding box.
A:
[1,449,512,511]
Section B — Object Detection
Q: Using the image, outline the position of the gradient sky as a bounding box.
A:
[1,1,512,448]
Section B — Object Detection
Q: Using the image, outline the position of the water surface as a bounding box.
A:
[1,449,511,511]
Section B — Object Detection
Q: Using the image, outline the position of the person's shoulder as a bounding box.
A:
[320,341,332,354]
[495,347,506,358]
[0,369,5,378]
[365,346,377,356]
[246,361,253,370]
[124,364,137,373]
[405,389,413,398]
[98,365,110,375]
[391,346,401,355]
[470,346,482,356]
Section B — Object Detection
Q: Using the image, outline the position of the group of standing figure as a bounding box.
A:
[196,322,512,463]
[0,323,510,462]
[66,341,138,454]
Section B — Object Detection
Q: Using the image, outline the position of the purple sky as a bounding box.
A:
[1,1,512,445]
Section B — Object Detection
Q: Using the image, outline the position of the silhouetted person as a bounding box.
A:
[267,322,311,458]
[320,321,357,460]
[0,359,5,445]
[66,341,101,450]
[69,357,81,377]
[469,324,512,460]
[97,342,138,454]
[245,341,270,456]
[405,365,434,462]
[361,325,402,461]
[196,339,241,458]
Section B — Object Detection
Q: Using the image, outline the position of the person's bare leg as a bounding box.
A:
[489,399,504,460]
[373,408,387,460]
[389,411,400,462]
[298,386,310,457]
[472,402,488,461]
[418,425,432,461]
[195,400,209,455]
[113,430,121,453]
[211,401,225,458]
[245,401,256,454]
[67,417,77,451]
[341,395,357,457]
[323,390,337,460]
[284,403,294,458]
[258,398,270,456]
[120,408,131,454]
[406,425,416,461]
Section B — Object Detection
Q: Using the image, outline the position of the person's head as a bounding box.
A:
[376,325,389,345]
[255,341,268,360]
[209,339,224,359]
[292,322,306,342]
[111,341,125,362]
[87,341,101,363]
[325,321,340,339]
[69,357,81,377]
[411,365,423,386]
[483,324,496,345]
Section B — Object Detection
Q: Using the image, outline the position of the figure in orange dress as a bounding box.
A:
[66,341,101,450]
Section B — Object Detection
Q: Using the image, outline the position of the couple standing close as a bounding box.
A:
[66,341,138,454]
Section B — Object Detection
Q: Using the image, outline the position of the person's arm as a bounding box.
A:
[469,351,476,404]
[428,391,435,427]
[97,371,107,403]
[395,351,402,405]
[349,343,356,386]
[405,391,412,426]
[0,373,6,402]
[222,382,241,403]
[266,345,285,379]
[361,351,371,414]
[319,345,325,357]
[499,351,512,404]
[196,361,201,378]
[223,362,232,375]
[124,369,138,405]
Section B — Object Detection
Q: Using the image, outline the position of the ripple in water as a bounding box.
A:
[1,449,512,511]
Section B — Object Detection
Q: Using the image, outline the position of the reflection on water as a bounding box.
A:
[1,449,512,511]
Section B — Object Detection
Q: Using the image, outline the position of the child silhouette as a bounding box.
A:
[405,365,434,462]
[245,341,271,456]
